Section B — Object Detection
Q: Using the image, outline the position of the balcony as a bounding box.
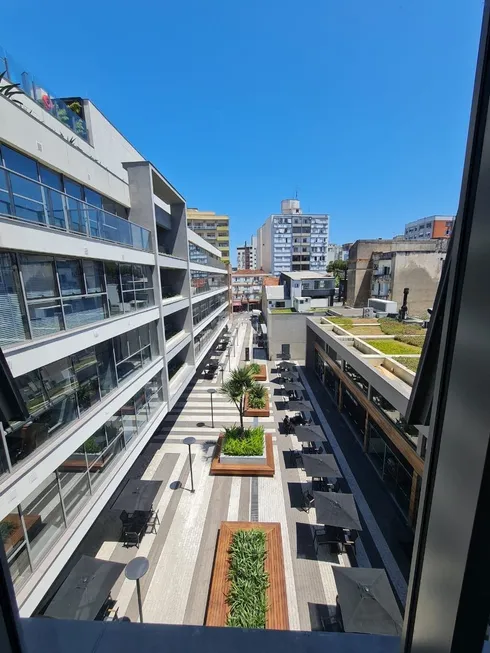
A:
[1,47,89,142]
[0,166,152,251]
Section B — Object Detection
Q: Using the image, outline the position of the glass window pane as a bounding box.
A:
[0,253,30,346]
[40,358,78,403]
[56,259,84,296]
[20,255,57,299]
[95,340,117,397]
[72,348,100,414]
[84,188,102,207]
[2,146,38,179]
[116,352,142,383]
[120,264,133,291]
[28,299,64,337]
[0,170,12,215]
[64,178,83,199]
[22,474,65,565]
[9,173,43,202]
[87,435,124,491]
[127,328,141,356]
[134,388,149,430]
[39,165,62,190]
[12,192,45,224]
[83,428,107,456]
[104,262,123,315]
[63,295,108,329]
[83,260,104,294]
[59,471,90,524]
[16,370,49,414]
[121,401,137,444]
[65,197,87,234]
[45,188,66,229]
[114,332,129,363]
[123,290,136,311]
[2,511,31,590]
[106,414,123,444]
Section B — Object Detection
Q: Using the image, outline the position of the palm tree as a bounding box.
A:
[220,366,258,433]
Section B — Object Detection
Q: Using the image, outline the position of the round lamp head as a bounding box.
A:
[125,556,149,581]
[183,436,197,446]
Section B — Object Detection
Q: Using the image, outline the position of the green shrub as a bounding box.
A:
[395,357,420,373]
[365,339,422,355]
[248,385,267,409]
[83,436,103,454]
[222,426,264,456]
[248,363,261,375]
[0,520,16,543]
[226,529,269,629]
[395,334,426,348]
[379,318,422,335]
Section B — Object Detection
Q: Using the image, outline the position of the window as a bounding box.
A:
[0,253,29,346]
[39,165,62,191]
[56,259,84,296]
[1,145,38,179]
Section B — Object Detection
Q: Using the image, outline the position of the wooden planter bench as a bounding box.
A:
[251,364,267,381]
[205,521,289,630]
[210,433,274,476]
[244,391,270,417]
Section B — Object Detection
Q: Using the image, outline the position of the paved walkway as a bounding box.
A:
[48,315,407,629]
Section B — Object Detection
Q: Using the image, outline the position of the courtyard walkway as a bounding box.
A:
[53,315,407,630]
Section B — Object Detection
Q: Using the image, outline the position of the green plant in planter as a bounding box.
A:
[83,436,103,454]
[248,384,267,409]
[56,106,70,124]
[0,520,17,544]
[221,366,258,433]
[248,362,261,375]
[222,426,264,456]
[74,118,87,138]
[68,101,82,115]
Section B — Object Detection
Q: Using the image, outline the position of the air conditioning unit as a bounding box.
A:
[362,307,375,318]
[368,298,398,314]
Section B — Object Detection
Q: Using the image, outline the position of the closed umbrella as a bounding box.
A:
[333,567,403,636]
[295,425,325,442]
[303,453,342,479]
[289,400,313,412]
[313,491,362,530]
[283,381,304,391]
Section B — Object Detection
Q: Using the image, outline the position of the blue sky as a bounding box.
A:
[2,0,483,265]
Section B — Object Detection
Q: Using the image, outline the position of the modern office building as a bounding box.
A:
[347,239,448,314]
[404,215,454,240]
[306,316,424,525]
[231,269,273,311]
[186,208,230,264]
[257,199,329,275]
[0,50,230,614]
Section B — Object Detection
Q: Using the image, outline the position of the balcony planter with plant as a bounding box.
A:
[244,384,270,417]
[248,362,267,381]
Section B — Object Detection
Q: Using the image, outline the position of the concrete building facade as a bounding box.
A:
[250,234,257,269]
[305,316,425,526]
[0,53,230,615]
[346,239,448,314]
[231,269,272,311]
[236,242,251,270]
[186,209,230,264]
[256,199,329,275]
[404,215,454,241]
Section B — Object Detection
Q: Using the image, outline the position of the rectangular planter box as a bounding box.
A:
[252,364,267,381]
[210,433,275,477]
[205,521,289,629]
[244,392,270,417]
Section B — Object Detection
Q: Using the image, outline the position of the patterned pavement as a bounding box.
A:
[55,314,406,630]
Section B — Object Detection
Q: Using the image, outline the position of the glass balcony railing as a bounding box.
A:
[0,166,152,251]
[0,46,89,142]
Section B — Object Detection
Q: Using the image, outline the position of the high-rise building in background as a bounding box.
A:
[0,50,230,614]
[257,199,329,275]
[250,235,257,268]
[186,209,230,263]
[404,215,454,240]
[236,241,251,269]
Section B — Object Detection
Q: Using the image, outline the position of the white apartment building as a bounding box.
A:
[0,51,230,615]
[257,199,329,275]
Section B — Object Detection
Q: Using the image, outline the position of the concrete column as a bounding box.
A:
[363,411,370,452]
[337,380,343,411]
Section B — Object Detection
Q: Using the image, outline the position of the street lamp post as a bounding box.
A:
[218,364,224,384]
[183,436,196,493]
[125,556,149,623]
[227,343,232,370]
[207,388,216,428]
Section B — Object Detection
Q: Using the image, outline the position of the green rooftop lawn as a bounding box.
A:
[379,318,423,336]
[270,308,295,314]
[365,339,422,355]
[395,356,420,373]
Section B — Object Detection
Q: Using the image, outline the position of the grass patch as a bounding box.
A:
[365,339,422,355]
[395,357,420,373]
[347,325,384,335]
[222,426,264,456]
[248,363,261,375]
[395,334,426,348]
[326,317,353,327]
[379,318,422,336]
[271,308,295,314]
[226,529,269,629]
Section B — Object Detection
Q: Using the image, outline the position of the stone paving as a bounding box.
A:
[52,313,407,630]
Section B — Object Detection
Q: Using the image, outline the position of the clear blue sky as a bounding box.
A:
[2,1,483,265]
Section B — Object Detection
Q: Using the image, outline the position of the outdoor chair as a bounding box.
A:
[119,510,130,527]
[343,529,358,556]
[147,509,160,534]
[289,448,302,467]
[303,490,315,513]
[123,527,141,548]
[320,614,342,632]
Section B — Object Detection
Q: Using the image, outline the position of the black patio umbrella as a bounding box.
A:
[44,555,125,620]
[283,381,304,391]
[302,453,342,479]
[277,361,296,370]
[289,400,313,412]
[333,567,403,636]
[313,491,363,530]
[111,479,161,512]
[294,425,325,442]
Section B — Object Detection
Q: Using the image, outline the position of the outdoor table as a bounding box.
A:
[44,555,125,620]
[111,479,161,513]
